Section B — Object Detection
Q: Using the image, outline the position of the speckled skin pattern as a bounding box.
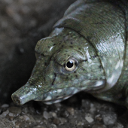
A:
[11,0,128,107]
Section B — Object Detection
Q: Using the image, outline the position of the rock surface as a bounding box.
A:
[0,93,127,128]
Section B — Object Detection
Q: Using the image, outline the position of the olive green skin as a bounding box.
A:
[11,0,128,106]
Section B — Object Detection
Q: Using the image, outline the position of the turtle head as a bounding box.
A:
[11,28,106,105]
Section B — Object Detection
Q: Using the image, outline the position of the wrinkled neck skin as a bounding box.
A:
[11,28,106,105]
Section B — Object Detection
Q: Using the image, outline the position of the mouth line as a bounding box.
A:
[43,95,71,105]
[41,86,83,105]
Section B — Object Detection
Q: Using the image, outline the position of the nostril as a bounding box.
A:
[11,95,21,105]
[11,83,45,105]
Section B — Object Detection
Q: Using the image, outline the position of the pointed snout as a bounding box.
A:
[11,83,43,105]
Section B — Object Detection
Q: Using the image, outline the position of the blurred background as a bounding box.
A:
[0,0,75,103]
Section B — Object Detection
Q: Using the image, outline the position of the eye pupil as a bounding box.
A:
[67,61,73,68]
[64,59,77,72]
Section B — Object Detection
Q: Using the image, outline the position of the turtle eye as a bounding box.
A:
[64,59,77,71]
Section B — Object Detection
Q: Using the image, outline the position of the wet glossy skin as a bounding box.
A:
[11,0,128,106]
[11,28,106,105]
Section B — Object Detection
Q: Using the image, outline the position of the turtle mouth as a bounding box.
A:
[39,86,80,105]
[43,95,71,105]
[40,84,96,105]
[41,80,105,105]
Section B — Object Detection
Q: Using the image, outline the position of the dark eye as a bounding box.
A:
[65,59,77,71]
